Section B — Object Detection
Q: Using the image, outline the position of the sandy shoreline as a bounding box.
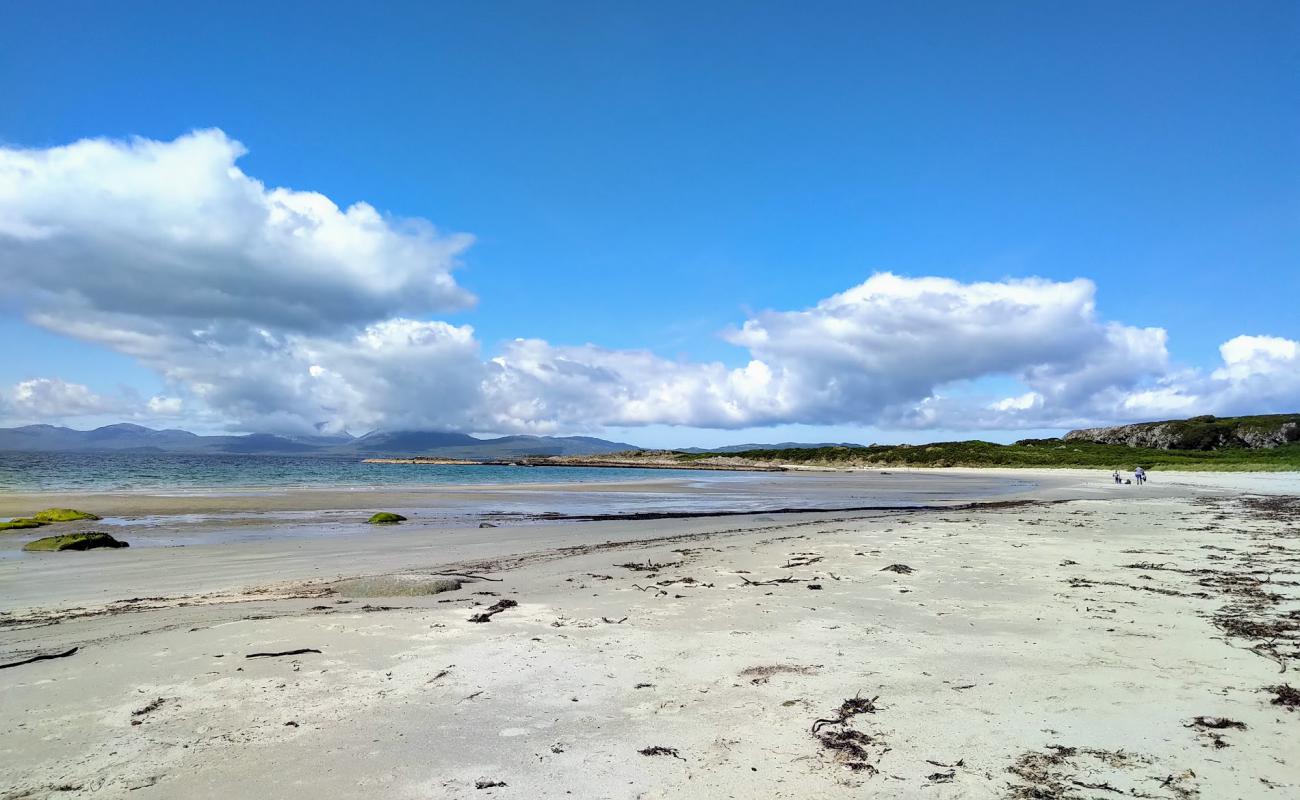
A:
[1,469,1297,798]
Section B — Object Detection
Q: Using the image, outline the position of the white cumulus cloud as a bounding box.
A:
[2,378,123,418]
[147,395,184,415]
[0,129,474,333]
[1111,335,1300,420]
[1,130,1295,436]
[475,274,1175,432]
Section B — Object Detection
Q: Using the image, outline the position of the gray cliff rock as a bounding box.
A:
[1065,415,1300,450]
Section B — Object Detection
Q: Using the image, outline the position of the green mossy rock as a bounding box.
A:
[23,532,129,552]
[32,508,102,522]
[367,512,408,525]
[0,518,45,531]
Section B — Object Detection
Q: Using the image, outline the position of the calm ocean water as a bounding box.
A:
[0,451,710,493]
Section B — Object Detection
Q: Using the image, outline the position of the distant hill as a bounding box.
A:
[341,430,481,454]
[0,423,198,452]
[443,435,641,458]
[0,424,640,459]
[337,430,637,457]
[1064,414,1300,450]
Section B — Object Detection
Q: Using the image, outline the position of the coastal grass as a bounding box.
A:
[674,440,1300,471]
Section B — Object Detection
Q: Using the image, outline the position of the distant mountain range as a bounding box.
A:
[0,423,640,459]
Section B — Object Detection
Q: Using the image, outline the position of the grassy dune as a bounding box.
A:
[679,440,1300,471]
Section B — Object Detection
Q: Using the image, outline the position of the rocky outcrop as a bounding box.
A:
[1236,422,1299,448]
[1065,415,1300,450]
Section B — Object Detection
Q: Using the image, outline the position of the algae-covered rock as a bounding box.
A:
[2,508,101,531]
[32,508,102,522]
[0,518,45,531]
[23,532,129,552]
[367,512,407,524]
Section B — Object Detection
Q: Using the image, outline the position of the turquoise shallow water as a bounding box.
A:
[0,452,712,493]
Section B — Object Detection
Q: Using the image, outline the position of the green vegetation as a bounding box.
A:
[676,440,1300,471]
[31,508,102,522]
[367,512,408,524]
[23,532,129,552]
[0,518,45,531]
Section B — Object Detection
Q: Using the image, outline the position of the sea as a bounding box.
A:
[0,451,711,493]
[0,451,1040,556]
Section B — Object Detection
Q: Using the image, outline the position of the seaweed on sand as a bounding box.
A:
[810,694,884,773]
[1265,684,1299,710]
[468,599,518,623]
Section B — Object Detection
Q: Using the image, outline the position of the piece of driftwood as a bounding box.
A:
[0,647,78,670]
[245,648,321,659]
[433,571,503,582]
[739,574,806,586]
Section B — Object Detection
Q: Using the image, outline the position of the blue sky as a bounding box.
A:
[0,2,1296,446]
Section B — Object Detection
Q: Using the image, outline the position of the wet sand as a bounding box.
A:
[1,469,1297,798]
[0,470,1046,558]
[0,469,1043,518]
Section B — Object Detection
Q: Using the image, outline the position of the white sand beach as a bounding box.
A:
[1,469,1297,798]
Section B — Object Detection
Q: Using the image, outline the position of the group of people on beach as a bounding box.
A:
[1112,466,1147,485]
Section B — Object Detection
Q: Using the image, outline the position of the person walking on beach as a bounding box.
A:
[1113,470,1121,484]
[1134,466,1146,484]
